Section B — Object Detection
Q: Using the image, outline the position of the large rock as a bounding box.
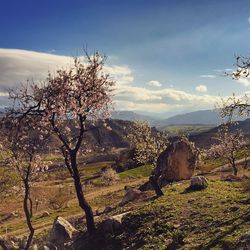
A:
[189,176,208,190]
[49,216,78,245]
[120,188,144,205]
[99,212,129,235]
[154,138,197,185]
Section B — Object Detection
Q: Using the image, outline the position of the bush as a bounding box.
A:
[101,168,120,186]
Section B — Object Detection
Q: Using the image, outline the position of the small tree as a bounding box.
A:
[7,51,114,234]
[221,56,250,119]
[0,117,48,250]
[207,124,246,176]
[101,168,120,186]
[127,121,168,196]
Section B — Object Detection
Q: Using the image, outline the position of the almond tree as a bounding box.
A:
[207,124,246,176]
[7,51,114,234]
[0,116,49,250]
[221,56,250,119]
[127,121,168,196]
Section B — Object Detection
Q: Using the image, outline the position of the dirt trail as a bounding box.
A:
[0,177,147,238]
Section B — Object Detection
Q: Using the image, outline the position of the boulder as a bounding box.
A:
[40,211,50,218]
[189,176,208,190]
[120,188,144,205]
[49,216,78,244]
[154,138,197,185]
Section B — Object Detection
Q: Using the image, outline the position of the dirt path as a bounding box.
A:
[0,177,147,238]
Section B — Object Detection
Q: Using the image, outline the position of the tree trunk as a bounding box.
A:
[70,152,96,234]
[149,175,164,196]
[232,161,238,176]
[23,179,34,250]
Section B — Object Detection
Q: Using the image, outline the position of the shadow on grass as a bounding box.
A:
[197,211,250,250]
[181,186,207,194]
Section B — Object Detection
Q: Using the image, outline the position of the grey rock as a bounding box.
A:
[189,176,208,190]
[120,188,144,205]
[154,138,197,185]
[49,216,78,244]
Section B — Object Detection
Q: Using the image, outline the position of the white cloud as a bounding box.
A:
[114,100,183,113]
[146,80,162,87]
[200,75,216,78]
[0,48,133,93]
[237,77,250,86]
[248,16,250,24]
[195,85,207,93]
[104,65,134,86]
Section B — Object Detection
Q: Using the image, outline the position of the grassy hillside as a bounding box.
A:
[160,124,215,136]
[89,179,250,250]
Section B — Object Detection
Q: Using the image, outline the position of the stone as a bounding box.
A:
[40,211,50,218]
[154,138,197,185]
[189,176,208,190]
[30,244,39,250]
[49,216,78,244]
[120,188,144,205]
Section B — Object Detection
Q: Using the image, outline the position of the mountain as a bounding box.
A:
[158,110,222,126]
[111,111,159,125]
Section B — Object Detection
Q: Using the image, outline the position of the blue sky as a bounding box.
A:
[0,0,250,115]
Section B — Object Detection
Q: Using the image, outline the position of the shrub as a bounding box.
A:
[101,168,120,186]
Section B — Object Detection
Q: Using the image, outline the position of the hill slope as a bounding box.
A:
[190,119,250,148]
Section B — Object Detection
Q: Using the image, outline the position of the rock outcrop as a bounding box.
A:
[154,138,197,186]
[49,216,78,245]
[120,188,145,205]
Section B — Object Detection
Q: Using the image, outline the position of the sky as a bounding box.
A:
[0,0,250,116]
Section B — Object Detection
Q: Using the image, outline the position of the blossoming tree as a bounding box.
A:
[7,51,114,234]
[207,124,246,176]
[221,56,250,119]
[0,116,49,250]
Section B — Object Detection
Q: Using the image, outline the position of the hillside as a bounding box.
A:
[190,119,250,148]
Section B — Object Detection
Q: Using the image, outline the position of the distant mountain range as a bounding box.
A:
[112,110,225,127]
[112,109,250,128]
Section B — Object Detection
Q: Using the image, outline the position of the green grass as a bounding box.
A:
[160,124,216,136]
[111,180,250,250]
[119,165,153,179]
